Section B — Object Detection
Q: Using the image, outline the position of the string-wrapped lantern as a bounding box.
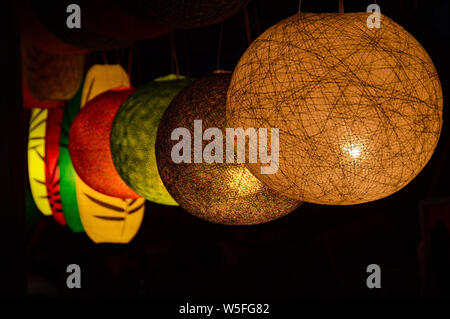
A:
[59,82,84,232]
[45,106,67,225]
[69,87,139,198]
[28,108,51,216]
[117,0,251,29]
[156,73,302,225]
[21,41,85,101]
[226,12,443,205]
[22,80,65,109]
[31,0,133,51]
[71,65,145,243]
[111,74,192,206]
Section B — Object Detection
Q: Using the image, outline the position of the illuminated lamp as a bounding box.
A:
[28,108,51,215]
[59,82,84,232]
[21,41,85,101]
[69,87,140,198]
[45,106,67,225]
[156,73,301,225]
[74,65,145,243]
[226,13,443,205]
[111,74,192,205]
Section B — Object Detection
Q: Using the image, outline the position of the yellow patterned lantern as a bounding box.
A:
[28,109,51,215]
[227,13,443,205]
[72,64,145,243]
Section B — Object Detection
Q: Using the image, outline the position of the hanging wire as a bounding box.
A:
[298,0,302,13]
[170,32,180,77]
[243,6,252,46]
[339,0,344,13]
[127,44,133,80]
[216,23,224,71]
[183,31,191,78]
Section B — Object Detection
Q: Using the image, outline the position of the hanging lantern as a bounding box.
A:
[116,0,251,29]
[28,108,51,216]
[226,12,443,205]
[59,82,84,232]
[69,87,140,198]
[111,74,192,205]
[81,64,130,106]
[21,41,85,101]
[20,0,88,54]
[31,0,133,51]
[22,80,65,109]
[83,0,170,41]
[45,106,66,225]
[156,73,302,225]
[72,64,145,243]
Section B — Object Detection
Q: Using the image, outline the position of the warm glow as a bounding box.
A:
[226,166,262,196]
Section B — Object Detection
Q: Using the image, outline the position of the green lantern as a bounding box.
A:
[59,80,84,232]
[111,74,192,205]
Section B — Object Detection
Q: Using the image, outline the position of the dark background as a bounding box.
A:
[1,0,449,300]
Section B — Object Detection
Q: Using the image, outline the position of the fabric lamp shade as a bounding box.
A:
[59,82,84,232]
[21,41,85,101]
[81,64,130,106]
[28,108,51,215]
[31,0,133,51]
[69,87,140,198]
[72,64,145,243]
[116,0,251,29]
[45,106,67,225]
[156,73,302,225]
[20,0,88,54]
[111,74,192,205]
[226,13,443,205]
[22,80,65,109]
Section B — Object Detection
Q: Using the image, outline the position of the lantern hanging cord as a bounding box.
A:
[339,0,344,13]
[216,23,224,70]
[127,44,133,80]
[298,0,302,13]
[170,32,180,77]
[243,6,252,46]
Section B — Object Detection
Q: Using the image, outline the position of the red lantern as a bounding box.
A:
[69,87,140,199]
[45,106,67,225]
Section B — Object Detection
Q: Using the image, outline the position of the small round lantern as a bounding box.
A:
[21,41,85,101]
[69,87,140,198]
[111,74,192,205]
[45,106,67,225]
[156,73,302,225]
[226,12,443,205]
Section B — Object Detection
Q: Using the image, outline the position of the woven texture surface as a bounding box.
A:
[156,73,301,225]
[116,0,250,29]
[69,88,139,199]
[227,13,443,205]
[111,75,192,206]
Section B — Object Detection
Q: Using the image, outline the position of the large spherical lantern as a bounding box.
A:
[59,82,84,232]
[69,88,140,198]
[45,106,67,225]
[71,65,145,243]
[156,73,302,225]
[28,108,51,216]
[21,41,85,101]
[226,13,443,205]
[111,74,192,205]
[31,0,133,51]
[117,0,251,29]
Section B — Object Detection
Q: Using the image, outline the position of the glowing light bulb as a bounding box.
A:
[342,143,362,159]
[226,166,262,196]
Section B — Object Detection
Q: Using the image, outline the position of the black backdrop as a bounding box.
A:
[1,0,449,300]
